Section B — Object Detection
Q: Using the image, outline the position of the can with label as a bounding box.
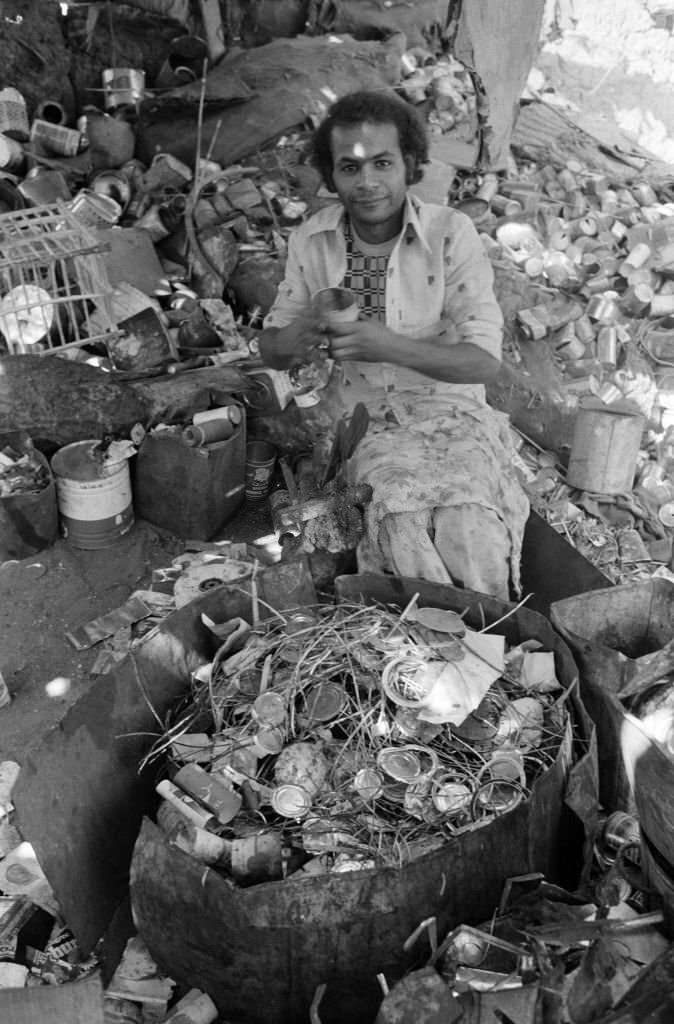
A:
[30,119,82,157]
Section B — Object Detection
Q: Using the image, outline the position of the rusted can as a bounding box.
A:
[0,87,29,140]
[34,100,67,126]
[182,420,235,447]
[633,182,658,207]
[0,134,24,173]
[163,990,219,1024]
[230,832,283,883]
[18,167,71,205]
[620,284,654,317]
[567,400,644,495]
[569,215,598,240]
[90,170,131,213]
[490,194,522,216]
[102,68,145,110]
[624,242,652,269]
[573,314,595,343]
[584,175,607,196]
[193,405,243,427]
[134,204,170,241]
[596,326,618,365]
[69,188,121,228]
[557,168,577,192]
[30,119,82,157]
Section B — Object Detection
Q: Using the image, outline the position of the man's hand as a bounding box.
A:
[258,310,328,370]
[327,318,397,363]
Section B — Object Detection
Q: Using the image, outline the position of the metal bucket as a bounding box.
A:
[51,441,134,549]
[566,399,644,495]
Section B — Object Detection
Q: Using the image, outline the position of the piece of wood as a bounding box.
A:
[0,355,251,448]
[0,355,147,449]
[197,0,226,62]
[452,0,546,170]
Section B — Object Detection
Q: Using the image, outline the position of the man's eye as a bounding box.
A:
[340,165,357,174]
[375,160,391,169]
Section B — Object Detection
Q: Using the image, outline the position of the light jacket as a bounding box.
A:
[264,194,504,408]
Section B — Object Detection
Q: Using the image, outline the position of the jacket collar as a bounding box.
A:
[305,193,432,254]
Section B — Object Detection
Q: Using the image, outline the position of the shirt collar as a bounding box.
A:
[305,193,432,253]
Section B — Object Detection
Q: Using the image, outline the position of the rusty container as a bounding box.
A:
[566,399,644,495]
[130,574,594,1024]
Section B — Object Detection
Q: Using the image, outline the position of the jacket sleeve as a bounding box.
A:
[263,224,313,329]
[441,214,503,360]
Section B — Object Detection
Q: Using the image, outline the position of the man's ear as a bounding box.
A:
[404,155,417,186]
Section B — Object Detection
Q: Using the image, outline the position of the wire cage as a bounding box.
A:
[0,203,119,355]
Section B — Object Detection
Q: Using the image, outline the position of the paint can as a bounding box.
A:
[50,441,134,549]
[566,400,645,495]
[245,440,277,501]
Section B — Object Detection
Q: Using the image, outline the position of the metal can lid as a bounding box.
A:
[376,747,422,783]
[284,611,319,635]
[353,767,383,802]
[432,779,473,815]
[252,691,286,727]
[253,727,284,756]
[659,501,674,527]
[271,784,312,819]
[304,682,346,723]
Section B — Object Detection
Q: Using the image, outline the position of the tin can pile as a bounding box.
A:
[146,599,570,885]
[0,444,50,497]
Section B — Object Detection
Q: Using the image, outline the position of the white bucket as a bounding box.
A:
[51,441,134,549]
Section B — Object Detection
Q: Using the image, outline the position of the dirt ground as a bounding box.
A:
[0,503,271,764]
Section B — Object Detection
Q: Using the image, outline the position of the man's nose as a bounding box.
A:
[358,162,375,186]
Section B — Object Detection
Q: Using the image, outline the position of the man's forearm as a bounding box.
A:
[387,329,501,384]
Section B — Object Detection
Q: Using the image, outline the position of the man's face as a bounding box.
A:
[329,121,409,241]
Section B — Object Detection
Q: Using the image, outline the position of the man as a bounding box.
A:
[259,90,528,599]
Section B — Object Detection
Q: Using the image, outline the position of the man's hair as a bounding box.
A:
[311,90,429,191]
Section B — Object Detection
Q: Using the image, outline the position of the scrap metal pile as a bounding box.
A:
[462,159,674,586]
[144,596,572,883]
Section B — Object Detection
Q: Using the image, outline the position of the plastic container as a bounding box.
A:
[566,399,644,495]
[244,440,277,502]
[51,441,134,549]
